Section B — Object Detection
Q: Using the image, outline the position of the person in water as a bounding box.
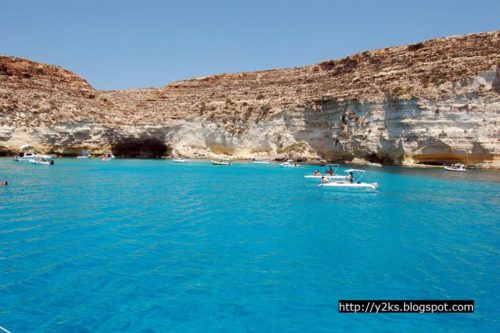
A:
[313,170,320,176]
[1,181,8,186]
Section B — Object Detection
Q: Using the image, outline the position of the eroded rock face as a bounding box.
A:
[0,31,499,167]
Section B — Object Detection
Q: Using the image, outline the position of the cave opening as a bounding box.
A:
[0,149,12,157]
[366,153,394,165]
[111,137,168,158]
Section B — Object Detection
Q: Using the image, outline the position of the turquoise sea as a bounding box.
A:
[0,158,499,332]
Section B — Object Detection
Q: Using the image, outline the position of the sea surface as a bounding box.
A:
[0,158,499,332]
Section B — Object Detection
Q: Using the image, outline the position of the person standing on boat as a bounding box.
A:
[326,166,333,176]
[347,172,354,183]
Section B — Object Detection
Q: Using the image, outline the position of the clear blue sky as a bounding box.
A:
[1,0,498,90]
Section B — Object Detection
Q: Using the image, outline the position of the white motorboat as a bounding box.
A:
[14,145,55,161]
[318,169,378,192]
[211,159,231,165]
[280,160,301,168]
[305,173,348,180]
[172,158,187,163]
[444,164,466,172]
[14,152,37,162]
[251,159,271,164]
[77,150,90,159]
[304,164,347,180]
[367,162,382,167]
[28,157,54,165]
[101,152,115,162]
[14,152,54,161]
[305,174,348,181]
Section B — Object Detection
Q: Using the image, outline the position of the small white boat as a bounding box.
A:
[367,162,382,167]
[251,159,271,164]
[28,157,54,165]
[14,145,56,161]
[444,164,466,172]
[77,150,90,159]
[14,152,54,161]
[280,160,301,168]
[318,169,378,192]
[101,152,115,162]
[172,158,187,163]
[14,152,37,162]
[211,159,231,165]
[304,164,347,180]
[304,174,348,180]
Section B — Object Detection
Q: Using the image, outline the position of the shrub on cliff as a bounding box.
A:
[277,142,309,154]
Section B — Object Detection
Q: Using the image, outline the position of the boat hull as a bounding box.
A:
[444,167,466,172]
[318,182,378,192]
[211,160,231,165]
[28,159,54,165]
[280,163,301,168]
[304,175,348,181]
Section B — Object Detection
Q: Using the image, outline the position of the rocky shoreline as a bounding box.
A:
[1,31,499,168]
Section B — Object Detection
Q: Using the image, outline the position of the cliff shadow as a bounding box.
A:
[112,137,168,158]
[296,98,347,160]
[492,64,500,94]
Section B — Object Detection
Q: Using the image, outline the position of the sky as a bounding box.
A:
[1,0,499,90]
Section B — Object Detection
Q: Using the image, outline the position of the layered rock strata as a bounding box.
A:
[0,31,499,167]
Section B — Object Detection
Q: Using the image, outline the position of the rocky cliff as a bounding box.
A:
[1,31,499,167]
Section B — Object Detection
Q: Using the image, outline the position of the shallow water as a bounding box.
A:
[0,158,499,332]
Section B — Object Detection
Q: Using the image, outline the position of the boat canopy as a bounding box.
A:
[344,169,368,182]
[344,169,365,173]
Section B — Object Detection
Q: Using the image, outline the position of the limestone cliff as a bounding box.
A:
[1,31,499,167]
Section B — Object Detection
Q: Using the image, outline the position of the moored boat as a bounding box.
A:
[77,150,90,159]
[101,152,115,161]
[211,159,231,165]
[444,164,466,172]
[367,162,382,167]
[172,158,187,163]
[28,157,54,165]
[304,164,347,180]
[14,152,37,162]
[280,160,301,168]
[251,158,271,164]
[305,174,347,180]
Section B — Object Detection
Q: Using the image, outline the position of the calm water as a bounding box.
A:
[0,158,499,332]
